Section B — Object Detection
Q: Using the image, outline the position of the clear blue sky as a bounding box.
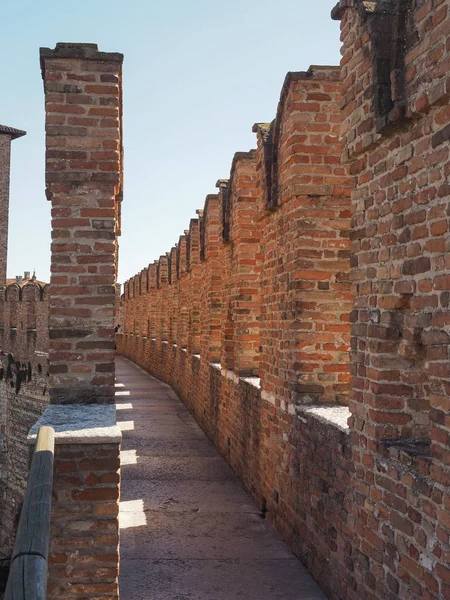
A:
[1,0,341,285]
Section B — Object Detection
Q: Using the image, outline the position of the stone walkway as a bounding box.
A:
[116,356,327,600]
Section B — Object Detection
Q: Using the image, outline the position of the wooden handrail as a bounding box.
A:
[4,426,55,600]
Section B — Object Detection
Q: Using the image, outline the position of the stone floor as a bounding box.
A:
[116,356,327,600]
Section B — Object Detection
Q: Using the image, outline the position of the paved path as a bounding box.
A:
[116,356,327,600]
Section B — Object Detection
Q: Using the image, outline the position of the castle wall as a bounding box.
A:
[0,282,50,556]
[256,68,353,406]
[0,371,49,556]
[117,65,355,599]
[118,3,450,598]
[335,1,450,598]
[0,2,448,597]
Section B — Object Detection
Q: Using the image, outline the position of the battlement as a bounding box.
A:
[122,62,351,396]
[1,3,450,597]
[118,3,450,597]
[3,279,48,301]
[0,277,49,364]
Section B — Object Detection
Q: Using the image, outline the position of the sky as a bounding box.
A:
[1,0,341,285]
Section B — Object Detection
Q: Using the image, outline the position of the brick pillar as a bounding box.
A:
[199,196,222,363]
[136,270,146,337]
[37,43,123,600]
[158,255,169,341]
[132,274,139,335]
[114,282,121,327]
[177,236,189,348]
[217,180,234,371]
[228,152,260,376]
[256,68,352,406]
[148,263,158,338]
[188,218,201,355]
[123,280,131,333]
[169,247,178,343]
[141,268,149,337]
[0,127,26,290]
[40,43,123,404]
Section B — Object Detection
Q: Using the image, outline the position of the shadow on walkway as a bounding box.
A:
[116,356,326,600]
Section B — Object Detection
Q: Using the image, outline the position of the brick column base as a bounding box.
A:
[28,405,121,600]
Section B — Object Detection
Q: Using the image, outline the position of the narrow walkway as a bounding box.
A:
[116,356,326,600]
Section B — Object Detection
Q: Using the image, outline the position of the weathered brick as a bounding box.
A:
[41,43,123,405]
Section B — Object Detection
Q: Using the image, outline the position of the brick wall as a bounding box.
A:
[0,370,49,556]
[116,341,354,600]
[40,42,123,404]
[255,68,352,406]
[0,280,50,556]
[47,440,120,600]
[0,136,11,291]
[335,1,450,598]
[117,61,355,599]
[220,152,261,376]
[0,127,49,561]
[118,3,450,598]
[120,66,352,407]
[0,281,49,361]
[0,129,26,290]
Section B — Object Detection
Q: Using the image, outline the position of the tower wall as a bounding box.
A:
[0,135,11,290]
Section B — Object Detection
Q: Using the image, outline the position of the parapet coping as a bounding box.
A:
[0,125,26,139]
[27,404,122,445]
[297,405,351,434]
[221,368,261,389]
[40,43,123,62]
[242,376,261,390]
[331,0,392,21]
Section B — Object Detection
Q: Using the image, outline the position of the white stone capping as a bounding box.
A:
[178,350,350,433]
[297,405,351,434]
[242,376,261,389]
[261,390,277,406]
[221,368,239,383]
[28,404,122,445]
